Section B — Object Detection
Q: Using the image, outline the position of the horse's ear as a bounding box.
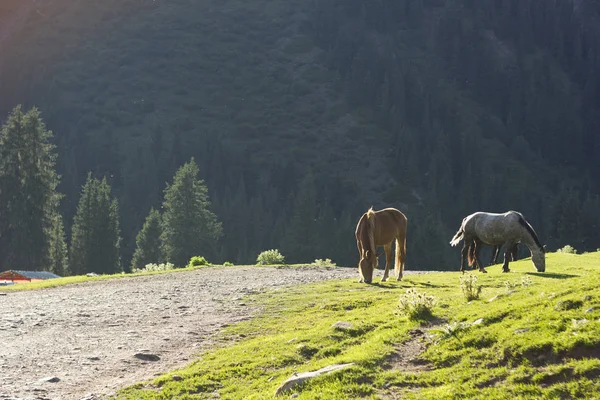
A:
[542,245,548,253]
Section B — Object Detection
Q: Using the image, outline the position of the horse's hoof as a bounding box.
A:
[381,277,389,282]
[502,269,510,273]
[480,269,488,273]
[396,276,402,281]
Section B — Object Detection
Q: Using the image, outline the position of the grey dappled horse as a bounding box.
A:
[450,211,546,273]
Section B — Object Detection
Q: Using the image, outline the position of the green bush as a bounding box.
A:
[311,258,337,267]
[133,262,175,273]
[256,249,285,265]
[397,288,435,321]
[557,245,577,254]
[188,256,210,268]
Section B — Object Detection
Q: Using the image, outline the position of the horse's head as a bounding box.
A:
[359,250,379,283]
[532,246,546,272]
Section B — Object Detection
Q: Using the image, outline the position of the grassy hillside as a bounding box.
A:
[111,252,600,399]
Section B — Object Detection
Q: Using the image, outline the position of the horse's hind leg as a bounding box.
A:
[502,242,515,273]
[473,239,487,273]
[395,236,406,281]
[381,243,393,282]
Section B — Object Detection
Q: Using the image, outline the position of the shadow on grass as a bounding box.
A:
[525,272,579,279]
[368,281,451,289]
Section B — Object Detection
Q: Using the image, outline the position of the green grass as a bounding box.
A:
[105,252,600,399]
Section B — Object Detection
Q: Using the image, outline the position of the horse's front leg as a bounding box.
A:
[381,243,393,282]
[489,245,500,266]
[502,242,514,272]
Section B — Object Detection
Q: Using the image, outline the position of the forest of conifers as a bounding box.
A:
[1,0,599,273]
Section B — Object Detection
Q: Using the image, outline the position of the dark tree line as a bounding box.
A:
[2,0,600,272]
[307,0,600,263]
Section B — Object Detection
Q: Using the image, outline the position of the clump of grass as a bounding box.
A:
[223,261,234,266]
[133,262,174,273]
[398,288,435,321]
[256,249,285,265]
[459,273,482,301]
[312,258,337,267]
[433,321,470,343]
[505,276,534,293]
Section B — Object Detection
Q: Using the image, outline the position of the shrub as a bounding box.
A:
[312,258,337,267]
[223,261,234,266]
[398,288,435,321]
[256,249,285,265]
[188,256,210,268]
[557,245,577,254]
[133,262,174,273]
[459,274,482,301]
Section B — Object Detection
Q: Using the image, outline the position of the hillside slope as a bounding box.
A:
[112,252,600,399]
[1,0,599,268]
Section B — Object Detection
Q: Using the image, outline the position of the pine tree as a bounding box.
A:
[47,213,69,276]
[161,158,222,267]
[131,208,164,271]
[70,173,122,275]
[0,105,66,272]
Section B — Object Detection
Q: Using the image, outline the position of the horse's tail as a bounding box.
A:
[449,226,464,246]
[467,242,476,267]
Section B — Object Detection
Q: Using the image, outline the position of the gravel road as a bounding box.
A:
[0,265,363,400]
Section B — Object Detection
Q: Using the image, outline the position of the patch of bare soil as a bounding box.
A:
[385,328,435,373]
[0,265,361,400]
[379,319,446,399]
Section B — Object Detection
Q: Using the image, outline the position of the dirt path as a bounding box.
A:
[0,265,365,400]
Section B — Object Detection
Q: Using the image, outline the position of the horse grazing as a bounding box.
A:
[355,207,407,283]
[450,211,546,273]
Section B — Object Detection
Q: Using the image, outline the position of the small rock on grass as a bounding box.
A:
[331,321,353,331]
[275,363,355,396]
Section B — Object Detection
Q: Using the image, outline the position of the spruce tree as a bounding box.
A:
[0,105,66,272]
[161,158,222,267]
[70,174,122,275]
[131,208,164,271]
[48,213,69,276]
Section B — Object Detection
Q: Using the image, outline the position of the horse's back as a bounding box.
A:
[373,208,407,244]
[377,208,407,223]
[466,210,523,245]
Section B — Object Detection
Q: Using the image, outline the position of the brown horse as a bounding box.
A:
[355,207,407,283]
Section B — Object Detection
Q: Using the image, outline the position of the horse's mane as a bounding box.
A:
[367,206,375,220]
[518,216,543,250]
[359,207,376,258]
